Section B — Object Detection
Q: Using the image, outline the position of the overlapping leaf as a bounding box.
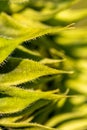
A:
[0,85,64,114]
[0,58,69,86]
[0,0,87,130]
[0,13,70,64]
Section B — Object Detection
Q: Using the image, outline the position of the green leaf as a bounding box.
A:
[13,8,59,22]
[0,13,70,64]
[0,85,64,115]
[58,119,87,130]
[55,9,87,23]
[45,111,87,127]
[0,58,68,86]
[0,0,28,13]
[55,28,87,46]
[40,58,63,65]
[26,0,78,10]
[0,38,20,64]
[0,122,55,130]
[13,45,42,61]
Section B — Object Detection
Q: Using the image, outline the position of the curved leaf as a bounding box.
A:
[0,13,70,64]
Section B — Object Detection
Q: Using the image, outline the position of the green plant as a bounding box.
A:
[0,0,87,130]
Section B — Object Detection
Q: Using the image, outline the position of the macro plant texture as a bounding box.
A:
[0,0,87,130]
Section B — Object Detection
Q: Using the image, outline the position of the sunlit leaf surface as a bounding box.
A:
[0,0,87,130]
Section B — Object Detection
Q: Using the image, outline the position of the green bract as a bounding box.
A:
[0,0,87,130]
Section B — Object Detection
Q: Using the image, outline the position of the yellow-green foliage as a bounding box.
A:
[0,0,87,130]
